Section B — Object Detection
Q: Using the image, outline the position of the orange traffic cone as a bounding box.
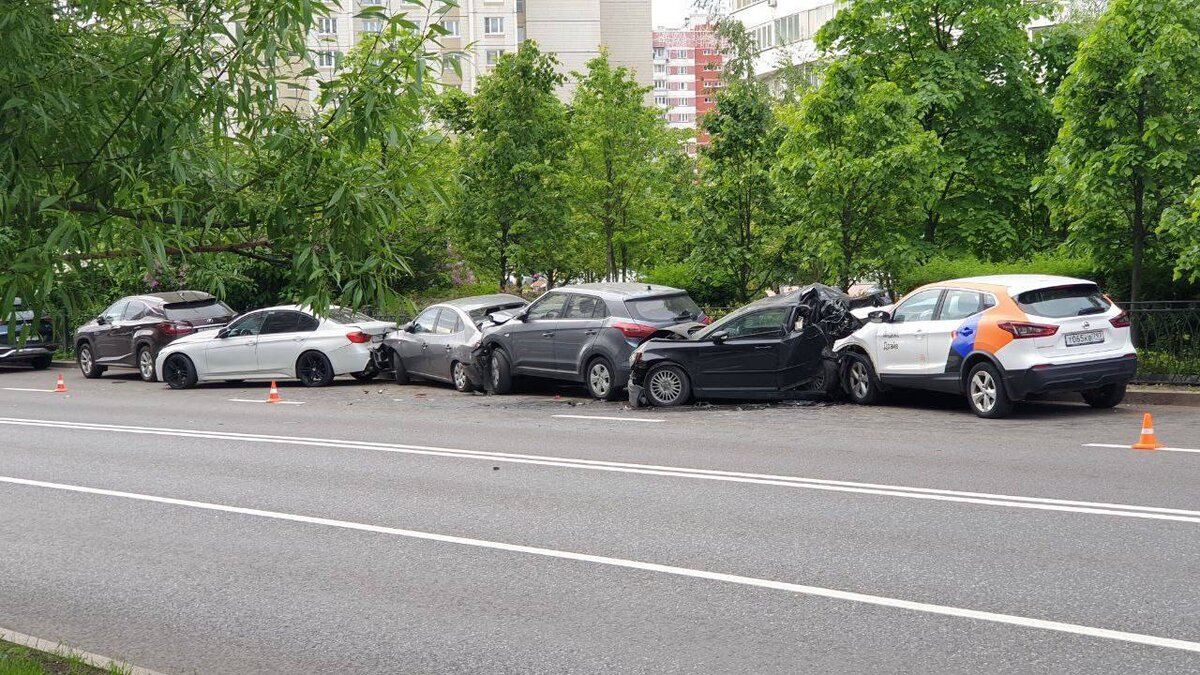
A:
[266,381,282,404]
[54,374,67,393]
[1132,412,1163,450]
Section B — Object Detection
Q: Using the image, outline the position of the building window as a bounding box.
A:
[669,48,690,59]
[653,47,666,59]
[316,51,337,68]
[440,19,460,36]
[360,0,384,5]
[316,17,337,35]
[653,79,666,90]
[653,64,666,74]
[749,23,774,51]
[654,96,668,106]
[362,19,384,33]
[486,48,505,66]
[484,17,504,34]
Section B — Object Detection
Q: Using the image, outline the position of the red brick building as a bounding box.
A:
[652,17,723,154]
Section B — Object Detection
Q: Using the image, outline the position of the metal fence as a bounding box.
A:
[1126,302,1200,386]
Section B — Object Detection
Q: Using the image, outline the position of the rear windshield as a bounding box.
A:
[326,307,377,324]
[1016,285,1110,318]
[163,299,235,322]
[469,302,526,323]
[625,294,704,323]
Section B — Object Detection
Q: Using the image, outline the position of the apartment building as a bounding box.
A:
[287,0,650,109]
[652,16,723,153]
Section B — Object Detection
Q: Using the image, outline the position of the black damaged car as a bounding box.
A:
[627,284,861,407]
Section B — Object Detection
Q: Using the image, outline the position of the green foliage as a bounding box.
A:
[1043,0,1200,300]
[897,253,1098,293]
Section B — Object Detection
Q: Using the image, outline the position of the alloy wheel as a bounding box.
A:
[970,370,997,413]
[491,355,502,389]
[299,353,328,385]
[589,362,611,398]
[139,350,154,379]
[849,361,869,399]
[453,362,469,390]
[648,368,683,405]
[164,357,187,388]
[79,347,92,375]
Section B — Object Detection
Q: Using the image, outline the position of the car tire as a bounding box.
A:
[137,345,157,382]
[645,364,691,407]
[162,354,198,390]
[844,352,883,405]
[297,351,335,387]
[30,355,52,370]
[451,361,473,393]
[585,356,620,401]
[489,348,514,395]
[966,362,1014,419]
[809,359,842,399]
[391,350,411,385]
[1082,383,1126,409]
[77,343,104,379]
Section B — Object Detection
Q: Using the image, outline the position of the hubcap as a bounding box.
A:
[79,348,92,373]
[971,371,997,412]
[139,350,154,378]
[454,363,467,389]
[589,363,611,397]
[648,369,682,404]
[850,362,869,399]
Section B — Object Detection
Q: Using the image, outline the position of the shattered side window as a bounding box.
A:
[721,308,790,339]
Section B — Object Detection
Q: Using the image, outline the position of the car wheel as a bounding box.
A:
[452,361,473,392]
[137,345,157,382]
[162,354,198,390]
[30,355,52,370]
[77,343,104,379]
[585,357,620,401]
[967,362,1014,418]
[391,350,410,385]
[645,364,691,407]
[297,351,335,387]
[351,368,378,383]
[490,349,514,395]
[844,353,882,405]
[1082,383,1126,409]
[809,359,841,399]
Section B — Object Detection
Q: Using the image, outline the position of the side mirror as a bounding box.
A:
[400,322,414,333]
[216,328,230,339]
[96,315,108,326]
[711,330,729,344]
[868,310,891,324]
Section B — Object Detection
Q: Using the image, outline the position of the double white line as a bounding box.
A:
[2,416,1198,524]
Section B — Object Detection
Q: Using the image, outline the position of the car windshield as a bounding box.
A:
[326,307,377,324]
[163,299,234,322]
[1016,285,1110,318]
[625,293,703,323]
[469,302,526,324]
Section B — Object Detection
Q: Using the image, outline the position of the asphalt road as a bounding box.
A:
[1,365,1198,674]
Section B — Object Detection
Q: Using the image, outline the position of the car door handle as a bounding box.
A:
[584,330,598,336]
[754,345,774,350]
[541,332,554,338]
[959,327,974,336]
[444,346,453,352]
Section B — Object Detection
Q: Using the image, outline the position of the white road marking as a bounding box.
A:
[552,414,664,423]
[2,387,54,393]
[0,626,166,675]
[1085,443,1200,455]
[2,417,1197,524]
[2,474,1198,655]
[227,398,306,405]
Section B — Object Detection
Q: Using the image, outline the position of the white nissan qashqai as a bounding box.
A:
[835,275,1137,418]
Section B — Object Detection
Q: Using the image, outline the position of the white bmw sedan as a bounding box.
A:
[155,305,395,389]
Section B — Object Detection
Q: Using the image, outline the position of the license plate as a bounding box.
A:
[1065,330,1104,347]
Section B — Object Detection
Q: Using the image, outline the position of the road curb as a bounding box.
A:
[50,360,74,370]
[0,626,168,675]
[1042,388,1200,408]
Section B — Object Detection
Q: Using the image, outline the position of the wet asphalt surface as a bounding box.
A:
[0,364,1198,673]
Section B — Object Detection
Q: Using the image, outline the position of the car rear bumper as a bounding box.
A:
[1003,355,1137,399]
[0,345,57,362]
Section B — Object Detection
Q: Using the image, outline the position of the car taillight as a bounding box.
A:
[998,321,1059,339]
[612,322,657,340]
[159,321,194,336]
[346,331,372,344]
[1109,311,1131,328]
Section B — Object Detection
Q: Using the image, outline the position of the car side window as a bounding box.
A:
[434,309,460,335]
[263,311,318,334]
[101,300,128,323]
[123,301,149,321]
[527,294,567,321]
[226,313,267,337]
[724,308,789,340]
[413,308,440,334]
[592,299,610,319]
[892,290,943,324]
[563,295,602,320]
[938,290,992,321]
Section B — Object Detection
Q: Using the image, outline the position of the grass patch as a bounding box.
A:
[0,639,131,675]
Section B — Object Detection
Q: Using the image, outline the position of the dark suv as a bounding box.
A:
[478,283,707,400]
[74,291,236,382]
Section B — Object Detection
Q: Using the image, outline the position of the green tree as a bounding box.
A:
[1044,0,1200,301]
[447,41,572,290]
[816,0,1053,254]
[777,60,938,289]
[0,0,455,319]
[567,51,678,281]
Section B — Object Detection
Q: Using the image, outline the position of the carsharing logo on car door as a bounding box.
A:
[946,314,983,373]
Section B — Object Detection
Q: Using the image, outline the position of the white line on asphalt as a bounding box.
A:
[227,398,305,405]
[3,416,1198,524]
[0,626,167,675]
[2,387,53,393]
[1,474,1198,655]
[552,414,664,423]
[1085,443,1200,455]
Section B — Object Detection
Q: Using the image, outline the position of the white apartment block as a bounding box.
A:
[286,0,649,109]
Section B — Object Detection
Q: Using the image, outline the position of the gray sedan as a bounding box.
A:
[384,294,527,391]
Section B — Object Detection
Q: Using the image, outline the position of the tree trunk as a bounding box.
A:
[620,243,628,282]
[1130,91,1148,304]
[605,219,616,281]
[499,225,510,292]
